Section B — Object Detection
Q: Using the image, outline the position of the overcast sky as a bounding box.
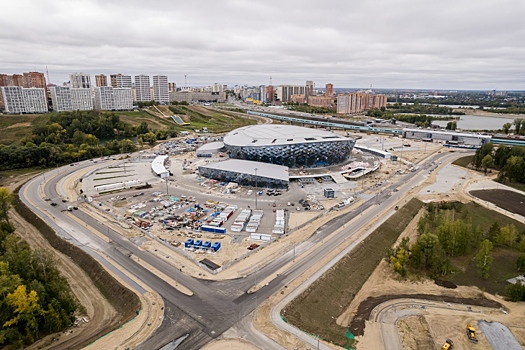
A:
[2,0,524,90]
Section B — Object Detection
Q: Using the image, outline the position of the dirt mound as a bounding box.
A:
[435,279,457,289]
[470,189,525,217]
[350,294,501,336]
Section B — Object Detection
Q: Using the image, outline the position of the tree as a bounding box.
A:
[517,253,525,272]
[514,118,523,135]
[503,156,525,183]
[446,121,457,130]
[502,122,512,134]
[496,224,519,248]
[389,238,410,277]
[0,187,14,225]
[481,154,494,174]
[476,239,493,279]
[4,285,43,342]
[506,281,525,302]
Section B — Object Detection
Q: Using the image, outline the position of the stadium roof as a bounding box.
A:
[197,141,224,151]
[199,159,289,181]
[224,124,351,147]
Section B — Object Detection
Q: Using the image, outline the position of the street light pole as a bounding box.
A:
[254,167,258,210]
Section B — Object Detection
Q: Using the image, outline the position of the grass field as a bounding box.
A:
[0,114,49,145]
[452,155,473,168]
[284,198,423,347]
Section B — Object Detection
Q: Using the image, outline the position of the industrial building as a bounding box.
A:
[223,124,355,168]
[198,159,289,189]
[402,128,492,146]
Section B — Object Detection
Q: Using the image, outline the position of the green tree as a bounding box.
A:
[0,187,14,225]
[389,238,410,277]
[502,122,512,134]
[476,239,493,279]
[503,156,525,183]
[517,253,525,272]
[514,118,523,135]
[506,281,525,302]
[496,224,519,248]
[4,285,43,343]
[137,122,149,135]
[481,154,494,174]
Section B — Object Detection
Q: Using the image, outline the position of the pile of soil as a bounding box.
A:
[435,279,458,289]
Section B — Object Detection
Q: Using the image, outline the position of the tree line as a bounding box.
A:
[386,102,465,115]
[0,110,177,171]
[501,118,525,135]
[389,202,525,300]
[0,188,79,348]
[471,143,525,183]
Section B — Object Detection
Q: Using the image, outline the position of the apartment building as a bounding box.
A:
[49,86,73,112]
[69,72,92,89]
[94,87,114,110]
[152,75,169,103]
[1,86,47,114]
[337,92,387,114]
[0,72,47,110]
[110,74,133,88]
[95,74,108,87]
[71,88,94,110]
[134,75,151,102]
[113,88,133,110]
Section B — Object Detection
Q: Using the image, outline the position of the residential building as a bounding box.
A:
[168,82,177,92]
[113,88,133,110]
[169,91,226,103]
[69,72,91,88]
[94,87,114,110]
[153,75,169,103]
[306,80,314,102]
[1,86,25,113]
[110,74,132,88]
[308,95,334,109]
[266,85,274,102]
[23,88,48,113]
[212,83,223,93]
[277,85,306,103]
[0,72,47,110]
[95,74,108,87]
[325,83,334,97]
[134,75,151,102]
[49,86,73,112]
[337,92,387,115]
[22,72,46,89]
[71,88,94,110]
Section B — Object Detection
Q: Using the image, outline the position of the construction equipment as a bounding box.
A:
[466,324,478,343]
[441,339,454,350]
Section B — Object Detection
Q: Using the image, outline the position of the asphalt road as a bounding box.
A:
[19,149,472,349]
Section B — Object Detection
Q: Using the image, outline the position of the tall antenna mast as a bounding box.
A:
[270,76,272,86]
[184,75,187,86]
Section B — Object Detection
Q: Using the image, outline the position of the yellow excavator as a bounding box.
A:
[466,324,478,343]
[441,339,454,350]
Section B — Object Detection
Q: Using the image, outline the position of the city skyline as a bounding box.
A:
[1,0,524,90]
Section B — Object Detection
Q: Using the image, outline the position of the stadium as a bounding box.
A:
[222,124,356,168]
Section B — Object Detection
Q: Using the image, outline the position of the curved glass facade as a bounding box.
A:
[225,139,355,168]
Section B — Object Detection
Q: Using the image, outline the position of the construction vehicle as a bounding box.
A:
[466,324,478,343]
[441,339,454,350]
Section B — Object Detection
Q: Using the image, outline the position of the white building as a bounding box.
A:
[111,74,133,89]
[134,75,151,102]
[1,86,47,114]
[94,87,114,110]
[113,88,133,110]
[212,83,223,93]
[69,72,92,89]
[153,75,169,103]
[49,86,73,112]
[70,88,93,111]
[1,86,25,114]
[22,88,48,113]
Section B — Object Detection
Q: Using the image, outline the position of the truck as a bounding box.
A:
[67,206,74,211]
[466,324,478,343]
[441,339,454,350]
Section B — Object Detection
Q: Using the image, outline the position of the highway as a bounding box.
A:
[19,149,472,349]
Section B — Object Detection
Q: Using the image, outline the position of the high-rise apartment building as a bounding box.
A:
[1,86,47,114]
[152,75,169,103]
[168,82,177,92]
[113,88,133,110]
[71,88,94,110]
[1,86,25,114]
[266,85,274,102]
[212,83,223,93]
[110,74,132,88]
[135,75,151,102]
[49,86,73,112]
[325,83,334,97]
[337,92,387,115]
[69,72,91,89]
[277,85,306,103]
[95,74,108,87]
[94,87,114,110]
[0,72,47,110]
[306,80,314,102]
[23,88,48,113]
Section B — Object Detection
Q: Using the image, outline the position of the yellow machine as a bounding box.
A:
[466,324,478,343]
[441,339,454,350]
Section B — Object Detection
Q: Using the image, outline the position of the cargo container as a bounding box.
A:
[200,225,226,234]
[212,242,221,252]
[185,239,194,248]
[202,241,212,249]
[194,240,203,248]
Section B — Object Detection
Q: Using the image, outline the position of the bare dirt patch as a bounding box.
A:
[398,315,434,350]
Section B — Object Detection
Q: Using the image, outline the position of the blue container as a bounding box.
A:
[194,240,203,247]
[202,241,212,249]
[212,242,221,252]
[184,239,194,248]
